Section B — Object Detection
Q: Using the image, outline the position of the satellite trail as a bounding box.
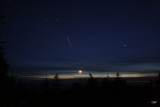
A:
[67,35,72,47]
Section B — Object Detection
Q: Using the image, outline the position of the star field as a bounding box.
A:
[2,0,160,79]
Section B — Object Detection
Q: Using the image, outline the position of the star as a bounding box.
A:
[123,44,127,47]
[44,19,48,22]
[107,34,111,38]
[56,19,59,22]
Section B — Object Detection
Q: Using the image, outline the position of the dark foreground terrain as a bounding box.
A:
[0,75,160,107]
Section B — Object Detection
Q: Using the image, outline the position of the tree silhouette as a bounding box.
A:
[87,73,98,88]
[156,72,160,88]
[0,15,10,100]
[41,75,51,97]
[115,72,120,82]
[101,73,111,88]
[0,16,9,79]
[0,45,8,78]
[52,73,60,94]
[115,72,127,93]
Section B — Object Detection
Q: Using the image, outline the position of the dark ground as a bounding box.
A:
[0,76,160,107]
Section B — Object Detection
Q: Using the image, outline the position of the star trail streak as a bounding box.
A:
[67,35,72,48]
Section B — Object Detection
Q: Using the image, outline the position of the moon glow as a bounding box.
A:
[78,70,82,74]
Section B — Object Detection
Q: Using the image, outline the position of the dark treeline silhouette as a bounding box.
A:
[1,71,160,107]
[0,15,13,104]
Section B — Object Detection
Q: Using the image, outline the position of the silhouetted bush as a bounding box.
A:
[41,76,51,97]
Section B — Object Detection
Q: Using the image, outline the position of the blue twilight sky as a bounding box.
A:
[1,0,160,79]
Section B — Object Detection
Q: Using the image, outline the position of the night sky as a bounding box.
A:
[2,0,160,79]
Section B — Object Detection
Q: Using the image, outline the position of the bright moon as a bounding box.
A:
[78,70,82,74]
